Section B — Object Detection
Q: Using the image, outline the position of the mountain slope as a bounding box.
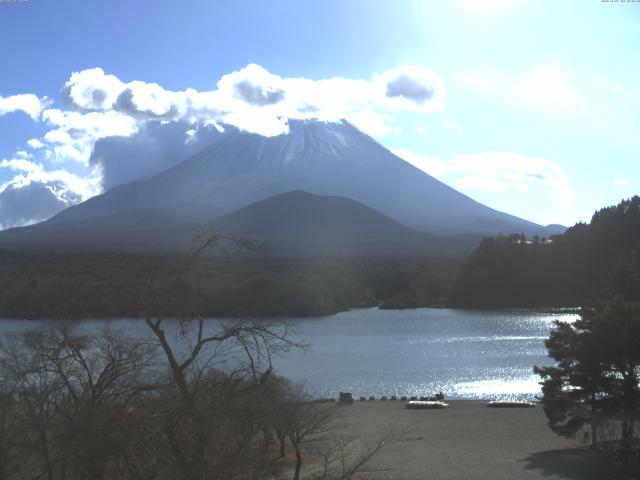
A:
[0,191,480,256]
[46,120,557,237]
[213,190,458,256]
[214,190,420,239]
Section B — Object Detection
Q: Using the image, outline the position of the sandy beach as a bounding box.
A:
[323,400,629,480]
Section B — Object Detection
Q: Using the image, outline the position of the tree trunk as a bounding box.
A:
[621,370,636,441]
[0,438,5,480]
[278,431,286,458]
[38,428,55,480]
[262,428,273,449]
[293,446,302,480]
[590,393,598,448]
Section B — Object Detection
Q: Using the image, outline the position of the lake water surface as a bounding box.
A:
[0,308,578,400]
[272,308,578,400]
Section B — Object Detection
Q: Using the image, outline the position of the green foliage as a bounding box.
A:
[0,254,460,319]
[613,247,640,302]
[536,299,640,449]
[450,196,640,307]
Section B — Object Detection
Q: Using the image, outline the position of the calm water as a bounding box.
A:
[0,308,578,400]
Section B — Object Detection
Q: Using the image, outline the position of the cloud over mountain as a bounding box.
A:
[393,148,573,201]
[219,64,287,106]
[382,66,446,110]
[0,180,81,230]
[0,63,447,229]
[0,153,93,229]
[55,63,446,139]
[90,121,223,190]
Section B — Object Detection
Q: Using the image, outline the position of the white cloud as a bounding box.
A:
[0,152,100,228]
[0,158,43,173]
[450,152,573,199]
[393,149,574,201]
[40,109,138,165]
[458,63,587,116]
[511,64,586,115]
[216,63,286,106]
[0,180,83,230]
[14,150,31,160]
[614,179,631,187]
[27,138,45,149]
[392,148,450,178]
[42,109,138,139]
[0,93,47,120]
[0,157,99,202]
[0,63,447,229]
[443,120,462,133]
[44,129,74,145]
[11,64,445,183]
[456,175,508,191]
[377,66,446,113]
[89,120,223,190]
[5,63,444,188]
[62,67,126,111]
[55,63,445,138]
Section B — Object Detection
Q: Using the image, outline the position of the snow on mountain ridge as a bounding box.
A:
[45,118,556,237]
[238,119,358,165]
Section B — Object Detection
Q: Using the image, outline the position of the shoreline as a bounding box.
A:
[0,304,582,322]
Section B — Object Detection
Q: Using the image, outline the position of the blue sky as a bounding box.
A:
[0,0,639,228]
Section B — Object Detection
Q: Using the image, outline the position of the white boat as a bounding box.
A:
[405,400,449,409]
[487,400,536,408]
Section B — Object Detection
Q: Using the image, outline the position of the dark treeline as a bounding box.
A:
[449,196,640,307]
[0,252,459,319]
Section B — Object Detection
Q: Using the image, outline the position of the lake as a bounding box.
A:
[272,308,578,400]
[0,308,578,400]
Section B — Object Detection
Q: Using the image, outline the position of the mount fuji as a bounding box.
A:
[0,120,563,255]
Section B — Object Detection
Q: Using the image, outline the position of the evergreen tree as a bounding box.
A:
[535,299,640,449]
[451,196,640,307]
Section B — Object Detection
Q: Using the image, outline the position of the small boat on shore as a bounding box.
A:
[406,400,449,409]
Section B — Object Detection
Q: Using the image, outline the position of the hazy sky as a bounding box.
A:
[1,0,639,228]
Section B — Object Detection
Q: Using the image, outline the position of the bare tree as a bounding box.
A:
[0,384,23,480]
[132,229,301,480]
[0,323,157,480]
[0,229,393,480]
[288,401,336,480]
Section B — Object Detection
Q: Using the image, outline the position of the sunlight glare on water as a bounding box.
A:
[271,307,578,400]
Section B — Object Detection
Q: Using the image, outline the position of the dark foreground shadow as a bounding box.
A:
[522,448,636,480]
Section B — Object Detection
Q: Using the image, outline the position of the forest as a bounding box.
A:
[449,196,640,307]
[0,250,458,319]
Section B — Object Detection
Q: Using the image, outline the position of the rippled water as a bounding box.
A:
[0,308,578,400]
[271,308,578,400]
